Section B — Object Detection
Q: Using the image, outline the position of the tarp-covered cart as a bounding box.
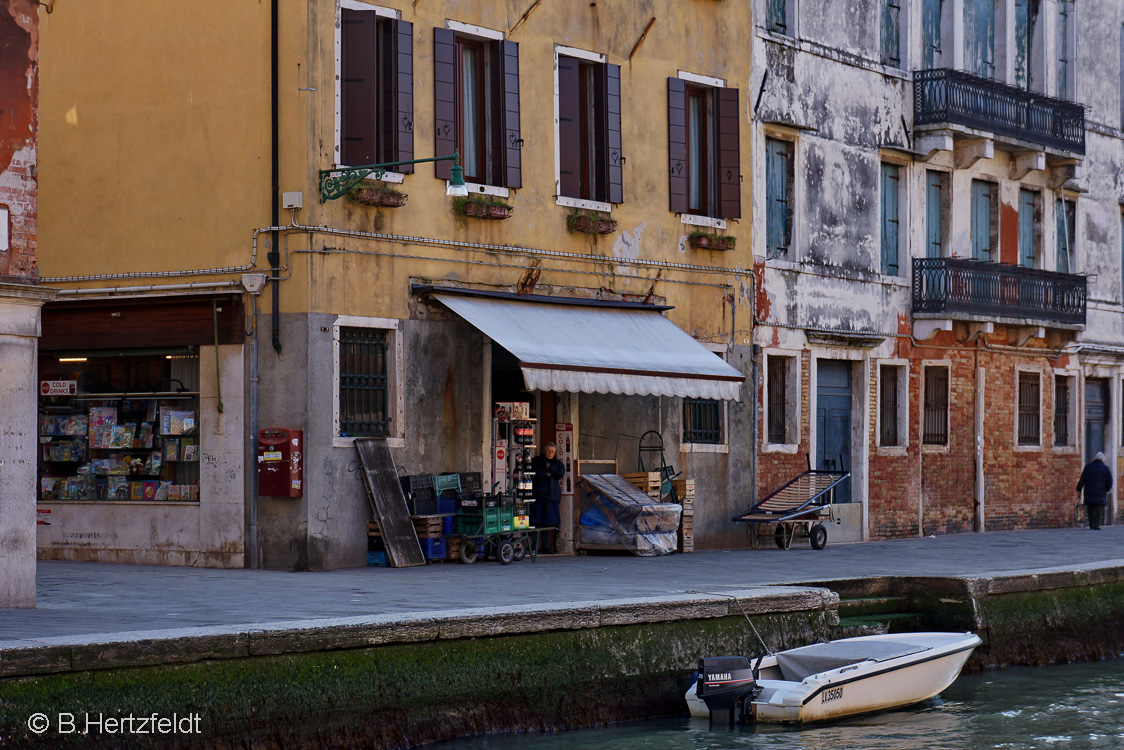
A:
[734,462,849,550]
[577,474,682,556]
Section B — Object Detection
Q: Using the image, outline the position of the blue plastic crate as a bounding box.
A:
[438,492,456,514]
[442,515,455,535]
[421,537,446,560]
[367,551,389,567]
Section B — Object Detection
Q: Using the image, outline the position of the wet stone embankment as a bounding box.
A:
[2,565,1124,749]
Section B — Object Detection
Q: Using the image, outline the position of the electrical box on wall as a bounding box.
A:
[258,428,303,497]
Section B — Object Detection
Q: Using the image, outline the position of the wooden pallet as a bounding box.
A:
[368,515,446,540]
[621,472,661,496]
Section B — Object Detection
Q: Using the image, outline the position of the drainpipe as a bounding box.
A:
[975,361,985,533]
[249,294,261,568]
[269,0,281,353]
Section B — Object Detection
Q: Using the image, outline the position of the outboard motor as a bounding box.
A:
[696,656,760,724]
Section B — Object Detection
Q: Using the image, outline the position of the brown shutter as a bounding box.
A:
[341,9,378,166]
[500,40,522,189]
[716,86,741,219]
[433,27,456,180]
[557,55,580,198]
[393,20,414,172]
[668,77,688,214]
[606,63,623,204]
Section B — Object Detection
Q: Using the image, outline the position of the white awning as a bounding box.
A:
[434,293,744,401]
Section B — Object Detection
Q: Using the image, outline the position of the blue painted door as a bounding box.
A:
[816,360,852,504]
[972,180,993,262]
[965,0,996,78]
[922,0,943,69]
[1018,188,1036,268]
[1085,379,1108,464]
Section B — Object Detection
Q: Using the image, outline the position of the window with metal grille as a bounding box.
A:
[880,365,900,446]
[1018,371,1040,445]
[923,367,949,445]
[767,356,788,444]
[339,327,389,437]
[683,398,722,444]
[1055,377,1070,446]
[882,0,901,67]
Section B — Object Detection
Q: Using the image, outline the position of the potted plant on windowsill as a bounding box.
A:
[348,184,409,208]
[687,230,736,251]
[567,212,618,235]
[453,195,513,220]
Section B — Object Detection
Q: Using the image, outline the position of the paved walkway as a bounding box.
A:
[3,526,1123,643]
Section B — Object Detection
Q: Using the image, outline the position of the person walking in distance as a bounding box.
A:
[1077,452,1113,531]
[531,442,565,553]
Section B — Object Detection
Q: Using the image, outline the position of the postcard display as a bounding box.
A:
[39,397,202,502]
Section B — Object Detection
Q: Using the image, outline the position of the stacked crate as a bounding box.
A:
[672,478,695,553]
[621,472,662,499]
[367,514,446,562]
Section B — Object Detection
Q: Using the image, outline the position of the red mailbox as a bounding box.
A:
[258,428,303,497]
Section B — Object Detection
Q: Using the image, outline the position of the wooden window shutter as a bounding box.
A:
[926,171,943,258]
[1018,189,1036,267]
[341,9,378,166]
[501,40,522,189]
[971,180,991,261]
[668,78,688,214]
[765,138,790,258]
[881,163,899,275]
[432,28,456,180]
[392,20,414,172]
[606,63,623,204]
[716,87,741,219]
[557,56,581,199]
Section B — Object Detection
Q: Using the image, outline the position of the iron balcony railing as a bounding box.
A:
[912,258,1086,327]
[914,68,1085,154]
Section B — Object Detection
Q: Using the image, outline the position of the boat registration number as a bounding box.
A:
[821,686,844,704]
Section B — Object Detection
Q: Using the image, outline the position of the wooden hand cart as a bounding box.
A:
[734,461,849,550]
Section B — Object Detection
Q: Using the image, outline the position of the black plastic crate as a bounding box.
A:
[410,488,439,515]
[457,492,484,510]
[400,474,435,495]
[459,472,483,492]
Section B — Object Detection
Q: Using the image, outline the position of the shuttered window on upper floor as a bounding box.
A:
[765,137,793,259]
[1057,198,1076,274]
[433,28,521,188]
[965,0,996,79]
[1018,188,1039,268]
[882,0,902,68]
[880,163,900,275]
[971,179,996,262]
[922,0,944,69]
[668,79,740,219]
[558,56,622,204]
[340,11,413,170]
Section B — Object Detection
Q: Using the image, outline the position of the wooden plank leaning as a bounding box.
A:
[354,437,426,568]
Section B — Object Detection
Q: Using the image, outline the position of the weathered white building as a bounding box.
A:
[751,0,1124,539]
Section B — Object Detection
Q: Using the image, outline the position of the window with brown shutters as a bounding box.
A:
[340,11,413,171]
[433,28,521,188]
[558,56,622,204]
[668,78,740,218]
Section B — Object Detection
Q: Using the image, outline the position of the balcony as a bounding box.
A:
[912,258,1086,328]
[914,69,1085,155]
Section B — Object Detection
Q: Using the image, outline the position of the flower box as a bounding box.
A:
[349,187,408,208]
[688,233,736,251]
[457,199,512,220]
[568,214,618,235]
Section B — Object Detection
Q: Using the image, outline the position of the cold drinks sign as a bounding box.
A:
[41,381,77,396]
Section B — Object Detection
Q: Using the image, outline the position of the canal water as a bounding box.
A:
[431,658,1124,749]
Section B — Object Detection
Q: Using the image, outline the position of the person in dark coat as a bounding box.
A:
[530,442,565,552]
[1076,452,1113,531]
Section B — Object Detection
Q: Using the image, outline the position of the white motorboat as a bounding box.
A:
[686,631,981,724]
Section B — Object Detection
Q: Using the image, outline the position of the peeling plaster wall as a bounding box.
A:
[0,0,38,281]
[753,0,1124,539]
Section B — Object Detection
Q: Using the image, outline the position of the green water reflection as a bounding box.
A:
[431,658,1124,749]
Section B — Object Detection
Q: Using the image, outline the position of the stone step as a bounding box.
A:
[838,595,910,618]
[839,611,931,635]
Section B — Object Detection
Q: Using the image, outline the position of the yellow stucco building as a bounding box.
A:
[35,0,756,569]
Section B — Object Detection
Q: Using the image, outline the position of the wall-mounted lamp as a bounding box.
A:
[318,151,466,203]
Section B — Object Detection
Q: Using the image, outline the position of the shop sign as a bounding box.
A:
[40,380,77,396]
[36,509,51,526]
[263,450,283,461]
